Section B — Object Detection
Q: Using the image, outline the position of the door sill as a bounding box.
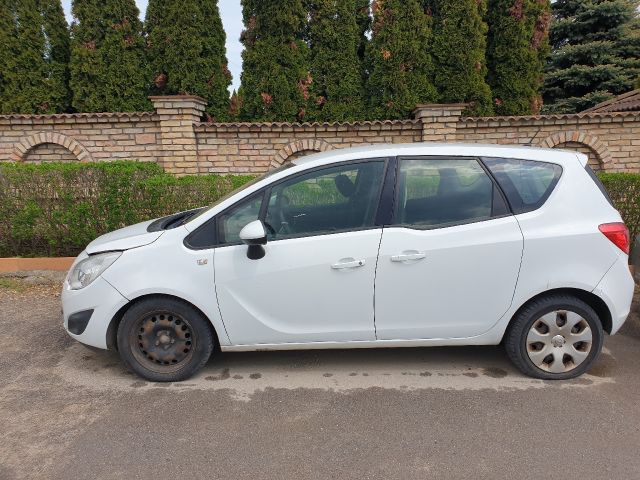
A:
[221,335,498,352]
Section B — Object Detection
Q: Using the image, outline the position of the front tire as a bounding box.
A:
[504,294,604,380]
[117,297,214,382]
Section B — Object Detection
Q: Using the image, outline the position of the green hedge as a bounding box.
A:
[1,162,639,258]
[599,173,640,244]
[0,161,254,257]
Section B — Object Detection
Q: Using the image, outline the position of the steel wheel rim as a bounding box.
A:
[130,311,195,373]
[526,310,593,374]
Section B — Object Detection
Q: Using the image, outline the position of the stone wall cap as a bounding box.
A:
[0,111,155,121]
[460,110,640,122]
[194,119,421,129]
[149,95,207,104]
[413,103,468,111]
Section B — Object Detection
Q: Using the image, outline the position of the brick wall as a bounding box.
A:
[195,119,422,173]
[0,95,638,174]
[457,112,639,172]
[24,143,77,162]
[0,112,161,164]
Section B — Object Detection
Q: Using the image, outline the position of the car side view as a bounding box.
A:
[62,143,634,382]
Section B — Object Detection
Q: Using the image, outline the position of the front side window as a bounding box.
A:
[483,157,562,214]
[395,158,495,228]
[217,194,263,244]
[264,161,386,240]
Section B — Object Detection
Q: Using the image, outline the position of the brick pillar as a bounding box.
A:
[413,103,467,143]
[150,95,206,174]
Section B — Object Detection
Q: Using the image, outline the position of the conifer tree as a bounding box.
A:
[0,0,17,113]
[366,0,437,119]
[307,0,365,121]
[355,0,371,72]
[543,0,640,113]
[429,0,493,116]
[229,90,240,120]
[69,0,149,112]
[238,0,311,122]
[0,0,71,114]
[486,0,551,115]
[365,0,437,120]
[41,0,72,112]
[145,0,231,121]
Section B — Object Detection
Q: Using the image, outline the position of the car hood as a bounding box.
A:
[86,219,164,254]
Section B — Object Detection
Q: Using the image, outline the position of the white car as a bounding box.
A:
[62,143,634,382]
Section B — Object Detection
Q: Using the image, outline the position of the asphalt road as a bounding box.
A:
[1,278,639,479]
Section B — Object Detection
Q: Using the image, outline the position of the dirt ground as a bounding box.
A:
[1,273,639,479]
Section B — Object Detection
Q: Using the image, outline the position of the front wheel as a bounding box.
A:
[504,294,604,380]
[117,297,214,382]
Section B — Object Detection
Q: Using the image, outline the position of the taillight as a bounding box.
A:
[599,223,630,254]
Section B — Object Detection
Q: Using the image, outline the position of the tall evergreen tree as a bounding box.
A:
[306,0,365,121]
[229,89,240,120]
[0,0,17,113]
[543,0,640,113]
[0,0,71,114]
[41,0,72,112]
[429,0,493,116]
[365,0,438,119]
[355,0,371,72]
[238,0,311,122]
[145,0,231,121]
[69,0,149,112]
[486,0,551,115]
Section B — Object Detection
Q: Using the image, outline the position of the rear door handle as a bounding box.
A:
[331,258,366,270]
[390,252,426,262]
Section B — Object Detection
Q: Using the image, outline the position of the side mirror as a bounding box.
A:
[239,220,267,260]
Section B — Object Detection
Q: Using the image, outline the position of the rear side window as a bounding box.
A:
[483,158,562,214]
[395,158,503,228]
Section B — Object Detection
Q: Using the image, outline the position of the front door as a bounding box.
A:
[214,159,387,346]
[374,156,524,340]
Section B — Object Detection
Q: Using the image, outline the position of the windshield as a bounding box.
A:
[184,162,296,224]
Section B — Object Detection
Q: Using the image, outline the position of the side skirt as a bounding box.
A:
[221,333,503,352]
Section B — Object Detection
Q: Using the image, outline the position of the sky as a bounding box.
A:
[60,0,244,92]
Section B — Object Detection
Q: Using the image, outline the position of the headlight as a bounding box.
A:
[68,252,121,290]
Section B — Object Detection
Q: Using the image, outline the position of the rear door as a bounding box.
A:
[374,156,524,340]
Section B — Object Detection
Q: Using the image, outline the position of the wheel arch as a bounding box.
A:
[106,293,221,351]
[504,288,613,339]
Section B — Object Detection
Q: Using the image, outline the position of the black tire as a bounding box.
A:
[117,297,214,382]
[504,294,604,380]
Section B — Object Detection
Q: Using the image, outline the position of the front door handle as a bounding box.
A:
[390,252,426,263]
[331,258,366,270]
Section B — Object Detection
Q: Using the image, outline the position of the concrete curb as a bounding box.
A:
[0,257,74,273]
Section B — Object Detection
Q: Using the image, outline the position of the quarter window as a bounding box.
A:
[395,158,496,228]
[483,157,562,214]
[264,161,385,240]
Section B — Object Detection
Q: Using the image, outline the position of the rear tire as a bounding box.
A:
[504,294,603,380]
[117,297,214,382]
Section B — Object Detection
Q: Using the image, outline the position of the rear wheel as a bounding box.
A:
[504,294,603,380]
[117,297,214,382]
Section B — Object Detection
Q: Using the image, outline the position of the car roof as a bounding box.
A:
[291,143,585,168]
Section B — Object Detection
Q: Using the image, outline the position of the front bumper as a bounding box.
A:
[62,276,129,349]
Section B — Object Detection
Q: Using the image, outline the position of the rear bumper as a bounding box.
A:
[593,255,635,335]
